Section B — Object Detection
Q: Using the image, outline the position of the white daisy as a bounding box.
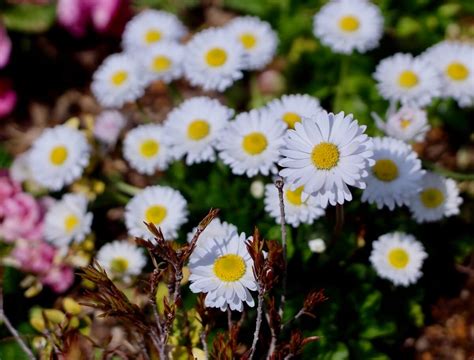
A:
[29,125,90,191]
[264,184,325,228]
[122,10,187,52]
[370,232,427,286]
[422,41,474,107]
[374,53,441,107]
[265,94,322,129]
[91,53,146,108]
[44,193,93,248]
[408,172,463,223]
[139,41,184,85]
[361,137,424,210]
[217,109,286,177]
[279,111,374,208]
[96,240,147,281]
[183,28,245,92]
[189,232,257,312]
[123,124,172,175]
[225,16,278,70]
[164,97,234,165]
[125,185,188,240]
[313,0,384,54]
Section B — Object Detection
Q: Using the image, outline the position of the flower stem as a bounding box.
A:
[333,55,351,113]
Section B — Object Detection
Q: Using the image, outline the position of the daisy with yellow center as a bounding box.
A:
[370,232,427,287]
[140,41,184,85]
[265,94,322,130]
[189,232,257,312]
[279,111,374,208]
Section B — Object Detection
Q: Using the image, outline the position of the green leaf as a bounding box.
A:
[360,322,397,339]
[3,4,56,33]
[318,342,350,360]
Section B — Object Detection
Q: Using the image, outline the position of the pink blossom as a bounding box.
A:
[93,110,126,146]
[41,264,75,293]
[0,170,21,205]
[0,78,17,118]
[12,239,55,274]
[0,25,11,69]
[57,0,91,37]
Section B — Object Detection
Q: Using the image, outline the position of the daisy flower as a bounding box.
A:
[29,125,90,191]
[164,97,234,165]
[422,41,474,107]
[183,28,245,92]
[279,111,374,208]
[265,94,322,129]
[189,232,257,312]
[91,53,146,108]
[139,41,184,85]
[123,124,172,175]
[374,53,441,107]
[408,172,463,223]
[217,109,286,177]
[370,232,427,286]
[122,10,186,52]
[125,185,188,240]
[96,240,147,281]
[313,0,383,54]
[44,193,93,248]
[264,184,325,227]
[225,16,278,70]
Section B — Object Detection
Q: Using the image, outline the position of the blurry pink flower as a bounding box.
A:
[41,264,75,293]
[93,110,126,146]
[257,70,285,95]
[0,79,17,118]
[57,0,90,37]
[12,239,55,274]
[0,170,21,205]
[0,25,11,68]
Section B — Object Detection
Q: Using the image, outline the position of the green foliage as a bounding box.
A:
[2,4,56,33]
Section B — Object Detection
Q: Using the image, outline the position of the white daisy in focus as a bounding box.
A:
[91,53,146,108]
[279,111,374,208]
[265,94,322,129]
[164,97,234,165]
[361,137,424,210]
[217,109,286,177]
[123,124,172,175]
[125,185,188,240]
[370,232,427,286]
[44,193,93,248]
[29,125,91,191]
[313,0,383,54]
[140,41,184,85]
[96,240,147,281]
[264,184,324,227]
[225,16,278,70]
[189,232,257,312]
[93,110,127,146]
[408,172,463,223]
[374,53,441,107]
[122,10,186,52]
[183,28,245,91]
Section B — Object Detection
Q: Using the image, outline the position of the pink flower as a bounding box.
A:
[0,78,17,118]
[93,110,126,146]
[0,170,21,205]
[12,239,55,274]
[0,25,11,69]
[41,265,75,293]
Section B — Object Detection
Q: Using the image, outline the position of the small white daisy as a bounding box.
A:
[123,124,172,175]
[225,16,278,70]
[44,193,93,248]
[164,97,234,165]
[122,10,187,52]
[279,111,374,208]
[183,28,245,92]
[370,232,427,286]
[96,240,147,281]
[422,41,474,107]
[189,231,257,312]
[93,110,127,146]
[217,109,286,177]
[308,238,326,253]
[265,94,322,129]
[125,185,188,240]
[313,0,384,54]
[29,125,91,191]
[92,53,146,108]
[408,172,463,223]
[361,137,424,210]
[264,184,325,228]
[374,53,441,107]
[139,41,184,85]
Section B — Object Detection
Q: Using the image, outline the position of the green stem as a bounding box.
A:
[115,181,142,196]
[424,162,474,181]
[333,55,350,113]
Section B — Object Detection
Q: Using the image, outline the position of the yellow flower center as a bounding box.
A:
[387,248,410,269]
[398,70,419,88]
[446,62,469,81]
[400,118,411,129]
[282,112,301,129]
[372,159,399,182]
[339,15,360,32]
[144,29,162,44]
[64,214,79,233]
[213,254,246,282]
[242,132,268,155]
[111,70,128,86]
[152,56,172,72]
[240,33,257,49]
[145,205,167,225]
[187,120,210,141]
[139,139,160,158]
[205,47,228,67]
[311,142,340,170]
[285,186,304,206]
[420,187,444,208]
[50,146,68,166]
[110,257,129,273]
